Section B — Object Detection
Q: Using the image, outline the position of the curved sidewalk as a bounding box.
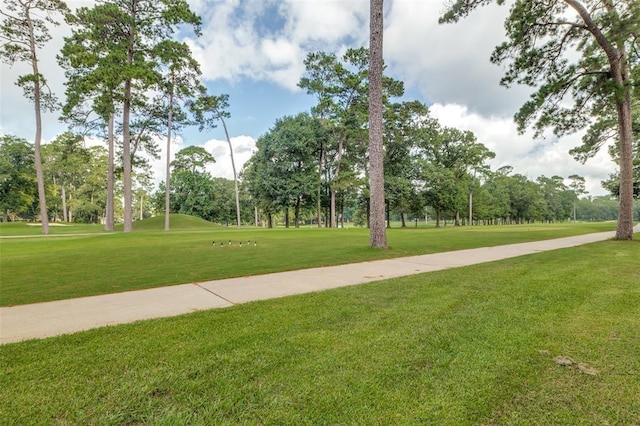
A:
[0,228,632,344]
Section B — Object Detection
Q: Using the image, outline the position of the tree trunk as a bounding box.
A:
[140,191,144,220]
[219,114,241,228]
[564,0,634,240]
[295,198,301,228]
[368,0,387,248]
[165,80,174,231]
[468,190,473,226]
[105,113,115,231]
[123,81,133,233]
[61,184,68,222]
[330,133,345,228]
[27,10,48,234]
[317,143,324,227]
[122,4,136,233]
[386,200,390,228]
[614,94,634,240]
[68,192,73,223]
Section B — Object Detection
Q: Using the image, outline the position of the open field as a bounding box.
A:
[1,240,638,424]
[0,216,619,306]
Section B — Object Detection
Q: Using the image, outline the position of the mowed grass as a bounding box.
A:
[1,240,638,424]
[0,216,618,306]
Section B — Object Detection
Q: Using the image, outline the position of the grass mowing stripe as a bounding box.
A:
[1,240,638,424]
[0,220,618,306]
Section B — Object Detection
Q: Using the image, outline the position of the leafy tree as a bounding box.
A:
[298,51,335,226]
[416,125,494,226]
[299,47,404,228]
[567,174,588,222]
[482,168,514,224]
[419,162,459,227]
[383,101,434,227]
[536,175,572,222]
[190,93,242,228]
[61,0,201,232]
[59,3,128,231]
[160,146,216,220]
[245,114,320,228]
[507,174,547,223]
[1,0,69,233]
[441,0,638,239]
[172,146,215,175]
[154,40,202,231]
[74,146,109,224]
[42,132,91,222]
[0,135,37,221]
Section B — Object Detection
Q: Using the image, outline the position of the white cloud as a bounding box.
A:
[429,103,614,195]
[188,0,368,90]
[384,0,531,116]
[203,135,256,179]
[283,0,368,44]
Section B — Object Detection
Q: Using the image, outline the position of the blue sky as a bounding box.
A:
[0,0,616,195]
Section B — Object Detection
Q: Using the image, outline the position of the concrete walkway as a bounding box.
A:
[0,228,633,344]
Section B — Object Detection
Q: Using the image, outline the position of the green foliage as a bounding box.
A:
[245,113,324,227]
[298,47,405,227]
[171,146,215,174]
[384,101,433,226]
[415,124,495,225]
[0,135,37,220]
[189,93,231,131]
[59,0,202,232]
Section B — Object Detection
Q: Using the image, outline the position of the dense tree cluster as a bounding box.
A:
[5,132,638,225]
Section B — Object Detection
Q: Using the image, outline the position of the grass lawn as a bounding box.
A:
[1,240,638,424]
[0,215,619,306]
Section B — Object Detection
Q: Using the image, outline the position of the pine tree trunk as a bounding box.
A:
[27,11,48,234]
[123,81,133,233]
[61,185,67,222]
[219,114,241,228]
[330,133,344,228]
[105,113,115,231]
[565,0,634,239]
[615,94,634,240]
[122,4,136,233]
[317,145,324,227]
[368,0,387,248]
[165,82,174,232]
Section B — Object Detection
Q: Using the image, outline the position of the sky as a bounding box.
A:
[0,0,617,196]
